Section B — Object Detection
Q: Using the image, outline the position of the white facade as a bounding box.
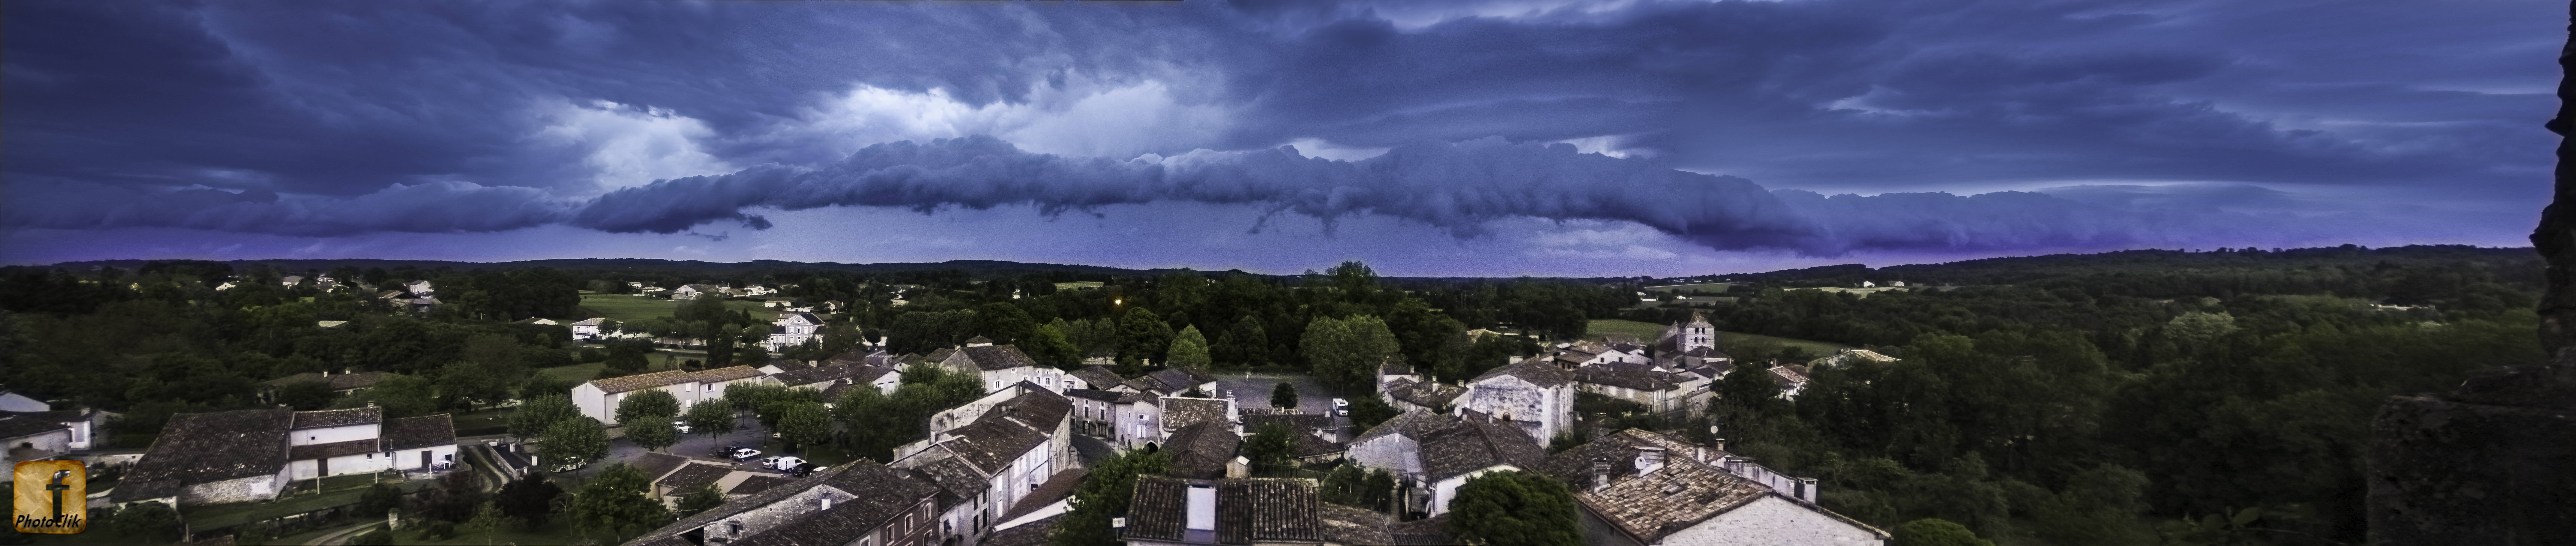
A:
[1457,374,1574,445]
[571,318,606,341]
[762,313,825,352]
[1427,465,1519,516]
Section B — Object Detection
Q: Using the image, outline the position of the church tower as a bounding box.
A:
[1681,311,1716,352]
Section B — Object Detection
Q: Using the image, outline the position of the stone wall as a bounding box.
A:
[1349,434,1421,477]
[181,470,286,506]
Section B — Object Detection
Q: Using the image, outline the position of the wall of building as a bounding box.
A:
[1664,495,1884,546]
[392,445,459,470]
[1427,465,1518,516]
[290,424,380,446]
[182,470,288,506]
[1349,434,1422,477]
[1460,377,1564,444]
[4,429,74,462]
[573,384,614,424]
[1114,401,1162,449]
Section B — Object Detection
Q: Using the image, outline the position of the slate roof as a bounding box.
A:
[771,365,851,387]
[1387,514,1452,545]
[923,348,958,365]
[627,463,854,546]
[727,474,794,496]
[1163,422,1243,479]
[1243,413,1334,433]
[964,335,995,345]
[657,464,735,493]
[289,439,381,460]
[1065,388,1125,404]
[957,345,1038,370]
[911,456,992,500]
[1418,411,1548,481]
[1471,357,1569,388]
[1354,410,1452,444]
[588,369,703,394]
[1317,503,1393,546]
[382,414,457,450]
[1124,477,1326,545]
[1162,397,1232,431]
[265,371,393,391]
[766,359,814,372]
[1570,363,1685,392]
[115,408,293,502]
[0,413,70,440]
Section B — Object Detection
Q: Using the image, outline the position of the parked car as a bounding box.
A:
[674,420,693,434]
[763,456,805,472]
[730,448,763,461]
[545,459,589,473]
[1332,398,1349,416]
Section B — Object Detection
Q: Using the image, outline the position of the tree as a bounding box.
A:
[111,500,182,543]
[685,400,737,443]
[1346,396,1398,431]
[1118,308,1176,364]
[1242,422,1297,475]
[1055,451,1171,546]
[357,482,406,517]
[1025,322,1083,368]
[627,415,678,452]
[461,500,509,545]
[274,380,338,410]
[510,394,580,439]
[569,463,673,544]
[1719,359,1782,418]
[676,483,728,517]
[1892,518,1994,546]
[603,339,651,374]
[1446,471,1582,546]
[777,401,831,451]
[521,373,577,399]
[540,417,609,468]
[835,385,898,461]
[1269,381,1299,410]
[1166,325,1212,368]
[337,374,436,418]
[1302,316,1399,393]
[495,474,565,527]
[1217,315,1269,368]
[411,472,488,523]
[438,359,512,411]
[615,389,681,424]
[974,302,1037,345]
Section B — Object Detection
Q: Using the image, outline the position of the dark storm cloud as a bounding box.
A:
[1,0,2552,260]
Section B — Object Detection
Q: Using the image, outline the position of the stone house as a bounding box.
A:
[763,312,826,352]
[624,460,945,546]
[115,408,297,507]
[1067,365,1125,392]
[1064,389,1124,437]
[931,339,1069,394]
[1546,429,1884,546]
[570,366,767,424]
[1379,378,1463,415]
[1348,410,1455,481]
[1570,362,1711,415]
[891,384,1080,546]
[0,389,108,453]
[1456,357,1575,445]
[1416,411,1548,517]
[1113,392,1165,449]
[0,413,73,465]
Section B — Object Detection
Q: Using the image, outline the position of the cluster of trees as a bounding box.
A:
[1676,249,2546,545]
[832,365,985,461]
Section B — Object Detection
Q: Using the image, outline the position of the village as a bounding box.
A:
[2,267,1904,546]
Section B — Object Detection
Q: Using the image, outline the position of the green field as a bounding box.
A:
[1643,282,1733,293]
[1054,281,1106,290]
[570,294,779,324]
[1583,319,1852,354]
[1787,286,1912,299]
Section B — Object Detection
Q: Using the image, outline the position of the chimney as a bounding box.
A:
[819,494,834,511]
[1185,485,1217,531]
[1590,458,1612,493]
[1635,447,1665,475]
[1795,477,1819,503]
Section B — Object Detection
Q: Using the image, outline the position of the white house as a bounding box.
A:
[743,284,773,296]
[406,280,434,297]
[569,366,766,424]
[671,284,719,300]
[1418,411,1548,516]
[1348,410,1452,482]
[891,384,1079,546]
[761,312,825,352]
[283,409,461,480]
[112,407,458,508]
[1455,357,1575,445]
[570,318,608,341]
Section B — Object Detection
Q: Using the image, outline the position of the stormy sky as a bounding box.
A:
[1,0,2558,276]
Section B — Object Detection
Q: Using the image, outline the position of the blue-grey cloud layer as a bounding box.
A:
[2,0,2555,260]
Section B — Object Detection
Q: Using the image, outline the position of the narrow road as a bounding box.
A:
[301,521,382,546]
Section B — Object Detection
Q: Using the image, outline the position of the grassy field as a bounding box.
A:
[1787,286,1913,298]
[1584,319,1852,354]
[1643,282,1733,293]
[570,294,779,324]
[1054,281,1106,290]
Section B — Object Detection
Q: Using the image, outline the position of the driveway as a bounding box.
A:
[564,414,770,482]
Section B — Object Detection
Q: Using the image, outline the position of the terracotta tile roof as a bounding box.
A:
[1163,422,1242,479]
[932,389,1058,472]
[115,408,293,502]
[727,475,794,496]
[693,366,765,383]
[1576,456,1771,543]
[923,348,958,364]
[1242,413,1333,433]
[1162,397,1232,431]
[770,365,849,387]
[981,514,1062,546]
[290,407,383,429]
[957,345,1038,370]
[1471,358,1569,388]
[1536,428,1700,483]
[1317,503,1393,546]
[628,463,856,545]
[1387,514,1452,545]
[588,369,702,394]
[1220,478,1325,544]
[656,463,733,493]
[1418,412,1547,481]
[1289,432,1343,459]
[1570,363,1684,392]
[766,359,814,372]
[382,414,456,451]
[288,439,381,460]
[1354,410,1451,444]
[1070,366,1125,390]
[1384,380,1463,410]
[1124,477,1326,545]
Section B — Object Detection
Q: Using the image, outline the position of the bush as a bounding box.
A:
[423,520,457,540]
[1892,518,1994,546]
[579,347,605,363]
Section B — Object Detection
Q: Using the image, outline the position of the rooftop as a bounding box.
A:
[657,463,736,493]
[1162,397,1232,431]
[288,439,381,460]
[1124,477,1326,545]
[0,413,71,440]
[587,369,703,394]
[1418,411,1548,481]
[957,344,1038,370]
[1471,357,1570,388]
[1163,422,1243,479]
[115,408,294,502]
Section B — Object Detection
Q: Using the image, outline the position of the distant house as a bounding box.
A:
[1065,389,1124,438]
[406,280,435,298]
[671,284,719,300]
[1066,365,1124,392]
[569,367,766,424]
[761,312,825,352]
[1349,410,1454,480]
[1570,362,1710,415]
[0,413,73,465]
[933,338,1069,394]
[280,276,305,287]
[742,284,773,296]
[1161,422,1247,479]
[1808,348,1899,369]
[570,318,608,341]
[284,408,459,480]
[1113,392,1165,449]
[1380,378,1463,415]
[1771,365,1812,401]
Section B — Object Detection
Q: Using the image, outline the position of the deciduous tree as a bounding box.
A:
[615,389,680,424]
[1446,471,1581,546]
[540,417,608,467]
[569,463,671,544]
